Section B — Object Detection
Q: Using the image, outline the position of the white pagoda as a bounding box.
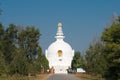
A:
[45,22,74,74]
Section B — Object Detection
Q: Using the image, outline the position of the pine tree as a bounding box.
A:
[101,16,120,80]
[85,38,107,75]
[71,51,84,69]
[101,24,120,80]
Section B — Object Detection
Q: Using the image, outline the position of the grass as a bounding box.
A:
[74,73,105,80]
[0,74,49,80]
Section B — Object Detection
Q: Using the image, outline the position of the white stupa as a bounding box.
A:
[45,22,74,74]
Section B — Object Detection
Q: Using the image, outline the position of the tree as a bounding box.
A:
[0,23,7,75]
[40,55,49,72]
[101,22,120,80]
[3,24,18,64]
[35,46,49,73]
[0,23,4,39]
[0,50,7,75]
[71,51,84,69]
[0,23,47,76]
[17,26,43,75]
[85,38,107,75]
[0,23,4,55]
[9,48,29,75]
[18,26,41,62]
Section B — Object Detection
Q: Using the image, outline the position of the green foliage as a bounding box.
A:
[40,55,49,72]
[0,23,4,52]
[101,24,120,43]
[0,51,7,75]
[0,23,4,39]
[9,49,29,75]
[101,23,120,80]
[35,47,49,72]
[85,39,108,75]
[0,23,8,75]
[83,15,120,79]
[71,51,84,69]
[3,24,18,64]
[0,22,49,76]
[18,26,41,62]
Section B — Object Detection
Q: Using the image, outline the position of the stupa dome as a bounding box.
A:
[45,22,74,74]
[46,40,74,58]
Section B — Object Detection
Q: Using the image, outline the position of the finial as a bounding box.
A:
[55,22,64,39]
[58,22,62,27]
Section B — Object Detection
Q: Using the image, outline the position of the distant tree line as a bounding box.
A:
[71,14,120,80]
[0,23,49,76]
[71,51,85,69]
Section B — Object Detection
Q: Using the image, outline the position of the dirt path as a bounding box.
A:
[46,74,80,80]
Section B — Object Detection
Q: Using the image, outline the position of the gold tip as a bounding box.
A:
[58,22,62,27]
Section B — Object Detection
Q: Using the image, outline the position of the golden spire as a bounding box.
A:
[58,22,62,27]
[55,22,64,40]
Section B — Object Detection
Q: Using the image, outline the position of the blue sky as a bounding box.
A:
[0,0,120,53]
